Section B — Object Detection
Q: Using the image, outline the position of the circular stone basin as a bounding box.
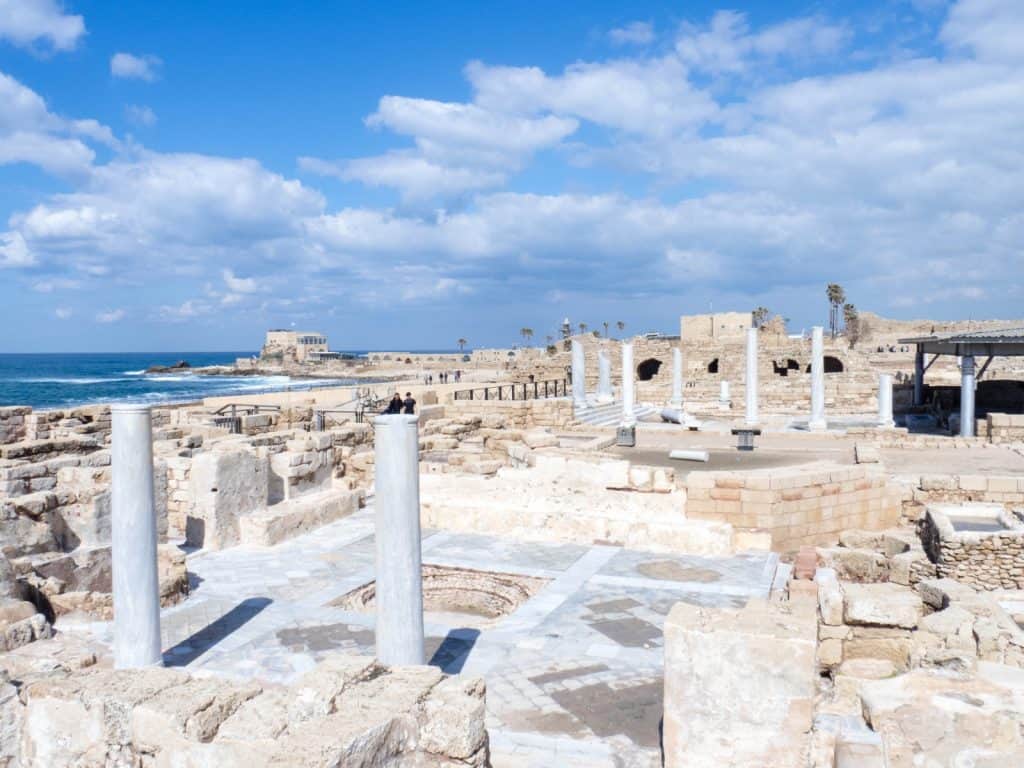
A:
[329,565,550,628]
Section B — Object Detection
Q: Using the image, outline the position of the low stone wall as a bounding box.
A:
[979,412,1024,443]
[920,504,1024,590]
[0,407,29,445]
[3,649,489,767]
[900,473,1024,522]
[444,397,574,430]
[686,464,902,552]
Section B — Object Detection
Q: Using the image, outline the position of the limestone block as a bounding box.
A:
[416,675,488,761]
[663,599,817,768]
[817,547,888,583]
[843,583,923,629]
[238,489,363,547]
[815,568,844,625]
[522,430,559,449]
[860,664,1024,767]
[187,448,269,550]
[915,578,978,610]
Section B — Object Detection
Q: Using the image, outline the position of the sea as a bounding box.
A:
[0,352,365,411]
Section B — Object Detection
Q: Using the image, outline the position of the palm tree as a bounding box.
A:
[616,320,625,335]
[843,303,860,346]
[826,284,846,338]
[520,327,534,345]
[603,321,609,337]
[578,322,588,335]
[457,338,467,351]
[591,330,600,338]
[752,307,770,329]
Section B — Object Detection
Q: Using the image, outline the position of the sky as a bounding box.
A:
[0,0,1022,352]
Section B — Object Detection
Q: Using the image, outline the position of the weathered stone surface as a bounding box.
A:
[818,547,889,583]
[843,583,923,629]
[187,448,269,549]
[522,431,559,449]
[663,598,817,768]
[417,675,488,760]
[815,567,843,625]
[916,577,977,610]
[860,663,1024,767]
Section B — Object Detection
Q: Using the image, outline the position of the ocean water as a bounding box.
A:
[0,352,359,410]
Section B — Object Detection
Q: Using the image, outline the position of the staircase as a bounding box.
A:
[574,400,659,427]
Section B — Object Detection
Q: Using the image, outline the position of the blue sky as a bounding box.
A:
[0,0,1021,352]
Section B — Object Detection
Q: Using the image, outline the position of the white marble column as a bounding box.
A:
[719,381,730,410]
[744,328,758,425]
[374,414,425,666]
[571,339,587,410]
[621,341,636,425]
[877,373,894,428]
[111,404,162,669]
[597,348,613,403]
[960,356,976,438]
[809,326,826,431]
[670,347,683,410]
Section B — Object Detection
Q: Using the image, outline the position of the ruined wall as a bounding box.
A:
[978,413,1024,443]
[686,464,901,552]
[0,407,28,445]
[919,508,1024,590]
[900,474,1024,522]
[444,398,574,430]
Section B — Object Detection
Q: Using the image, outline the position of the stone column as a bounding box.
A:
[914,345,924,406]
[374,414,425,666]
[720,381,730,410]
[744,328,758,426]
[809,326,826,432]
[960,356,976,438]
[571,339,587,410]
[877,373,894,428]
[670,347,683,410]
[111,404,162,669]
[621,341,635,425]
[597,348,613,403]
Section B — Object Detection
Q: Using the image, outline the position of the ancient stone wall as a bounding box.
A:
[978,412,1024,443]
[919,507,1024,590]
[899,473,1024,523]
[686,464,902,552]
[0,407,29,445]
[4,651,489,767]
[444,397,574,430]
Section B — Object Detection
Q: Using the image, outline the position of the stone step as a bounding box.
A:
[238,488,364,547]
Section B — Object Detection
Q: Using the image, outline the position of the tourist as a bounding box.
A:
[403,392,416,414]
[385,393,402,414]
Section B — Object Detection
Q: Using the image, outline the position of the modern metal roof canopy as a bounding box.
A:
[898,327,1024,357]
[898,327,1024,438]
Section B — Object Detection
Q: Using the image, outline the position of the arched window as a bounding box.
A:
[825,356,844,373]
[637,358,663,381]
[707,358,719,374]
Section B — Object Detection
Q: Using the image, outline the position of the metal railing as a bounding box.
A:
[452,378,568,401]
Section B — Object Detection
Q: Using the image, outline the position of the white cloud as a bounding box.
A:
[941,0,1024,62]
[0,232,34,268]
[301,153,506,202]
[54,306,72,319]
[222,268,258,293]
[675,11,848,75]
[125,104,157,126]
[157,300,210,321]
[467,56,716,137]
[96,309,125,323]
[110,52,161,81]
[0,0,85,52]
[609,21,654,46]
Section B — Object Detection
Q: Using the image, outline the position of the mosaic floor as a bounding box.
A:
[85,505,779,767]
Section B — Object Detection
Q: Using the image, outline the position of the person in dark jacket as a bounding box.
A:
[402,392,416,414]
[385,393,402,414]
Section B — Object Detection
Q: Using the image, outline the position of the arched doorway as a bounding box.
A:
[637,358,663,381]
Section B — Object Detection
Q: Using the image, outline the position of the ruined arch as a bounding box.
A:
[825,356,844,373]
[707,358,719,374]
[637,358,663,381]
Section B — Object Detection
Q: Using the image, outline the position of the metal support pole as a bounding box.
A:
[914,345,924,406]
[960,356,976,438]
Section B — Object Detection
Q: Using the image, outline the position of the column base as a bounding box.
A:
[877,419,895,429]
[808,419,827,432]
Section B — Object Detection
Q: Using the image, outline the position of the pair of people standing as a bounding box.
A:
[385,392,416,415]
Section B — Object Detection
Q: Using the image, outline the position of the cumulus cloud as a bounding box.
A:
[125,104,157,127]
[54,306,72,319]
[2,0,1023,329]
[96,309,125,323]
[609,21,654,46]
[222,268,258,293]
[0,0,85,52]
[110,52,162,81]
